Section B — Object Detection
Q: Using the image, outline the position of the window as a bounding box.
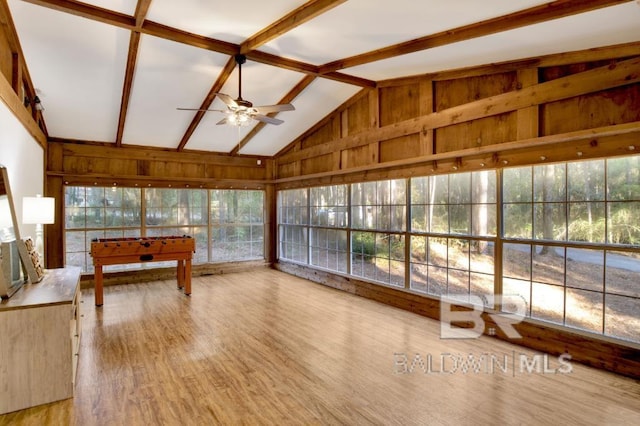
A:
[350,179,406,287]
[65,186,141,272]
[146,188,208,265]
[410,171,496,296]
[309,185,348,273]
[502,156,640,342]
[64,186,264,272]
[278,189,308,264]
[275,155,640,344]
[210,190,264,262]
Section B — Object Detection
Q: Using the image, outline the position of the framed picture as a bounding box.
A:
[16,237,44,283]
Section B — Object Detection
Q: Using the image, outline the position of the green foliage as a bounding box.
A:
[352,232,376,256]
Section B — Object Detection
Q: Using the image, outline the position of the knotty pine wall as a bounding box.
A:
[275,43,640,189]
[45,141,275,268]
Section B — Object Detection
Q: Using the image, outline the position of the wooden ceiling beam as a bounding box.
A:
[141,21,238,56]
[176,56,237,151]
[230,75,316,155]
[20,0,375,88]
[115,31,140,147]
[21,0,134,28]
[319,0,634,74]
[134,0,152,29]
[240,0,347,53]
[115,1,153,146]
[245,50,375,88]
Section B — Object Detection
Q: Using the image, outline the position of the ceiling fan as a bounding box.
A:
[178,54,294,126]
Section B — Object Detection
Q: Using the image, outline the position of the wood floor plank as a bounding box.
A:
[1,269,639,425]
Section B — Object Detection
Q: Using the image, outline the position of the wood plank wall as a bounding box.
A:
[275,42,640,189]
[44,141,273,267]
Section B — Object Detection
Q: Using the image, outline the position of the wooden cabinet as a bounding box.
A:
[0,267,81,414]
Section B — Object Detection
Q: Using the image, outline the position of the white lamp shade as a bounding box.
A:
[22,196,55,225]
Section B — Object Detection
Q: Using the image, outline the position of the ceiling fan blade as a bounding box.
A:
[253,114,284,125]
[213,93,238,108]
[252,103,295,114]
[216,117,229,125]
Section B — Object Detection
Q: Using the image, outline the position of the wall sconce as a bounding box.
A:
[22,195,55,260]
[24,95,45,111]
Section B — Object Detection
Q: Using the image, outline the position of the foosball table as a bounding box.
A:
[90,235,196,306]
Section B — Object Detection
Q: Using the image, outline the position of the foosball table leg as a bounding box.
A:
[95,264,104,306]
[184,259,192,296]
[177,260,184,290]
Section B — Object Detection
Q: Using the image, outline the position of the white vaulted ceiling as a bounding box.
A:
[7,0,640,156]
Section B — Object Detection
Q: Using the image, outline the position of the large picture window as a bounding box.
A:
[409,171,496,296]
[350,179,406,286]
[65,186,142,272]
[278,189,308,264]
[309,185,348,273]
[64,186,264,272]
[211,190,264,262]
[276,155,640,344]
[502,156,640,342]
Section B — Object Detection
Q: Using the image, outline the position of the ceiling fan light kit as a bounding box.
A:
[178,54,295,127]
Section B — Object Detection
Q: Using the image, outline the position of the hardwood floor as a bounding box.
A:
[1,269,639,425]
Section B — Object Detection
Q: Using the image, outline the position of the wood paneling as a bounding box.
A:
[541,85,640,135]
[344,93,371,135]
[301,153,333,175]
[435,72,518,152]
[434,72,517,110]
[275,121,640,188]
[379,84,420,125]
[300,116,340,150]
[436,113,517,153]
[275,47,640,186]
[49,141,268,185]
[379,134,420,163]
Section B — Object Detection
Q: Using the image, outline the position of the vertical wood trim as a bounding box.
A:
[340,109,348,138]
[419,80,434,156]
[11,53,21,92]
[44,176,64,268]
[369,142,379,164]
[368,88,379,129]
[368,88,380,164]
[264,184,277,264]
[516,68,540,139]
[494,169,504,306]
[339,109,349,170]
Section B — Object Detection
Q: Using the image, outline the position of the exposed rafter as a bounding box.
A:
[13,0,638,157]
[177,56,237,151]
[115,1,153,146]
[19,0,372,88]
[240,0,347,54]
[319,0,634,74]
